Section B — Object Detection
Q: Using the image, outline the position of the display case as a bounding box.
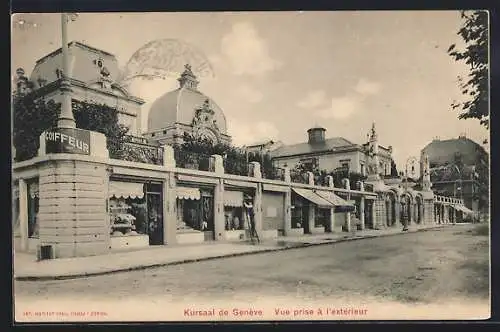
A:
[109,200,137,236]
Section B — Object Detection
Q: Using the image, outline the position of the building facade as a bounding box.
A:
[12,44,473,260]
[270,123,393,177]
[422,135,489,214]
[15,41,145,136]
[145,64,232,146]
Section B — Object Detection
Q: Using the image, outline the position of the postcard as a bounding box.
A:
[12,11,490,322]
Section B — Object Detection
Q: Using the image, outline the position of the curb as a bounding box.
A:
[14,225,448,281]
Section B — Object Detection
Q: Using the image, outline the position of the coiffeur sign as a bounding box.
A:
[45,128,91,155]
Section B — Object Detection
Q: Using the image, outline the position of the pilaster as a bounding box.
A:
[37,159,109,258]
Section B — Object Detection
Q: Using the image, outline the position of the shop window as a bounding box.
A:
[225,207,244,230]
[291,206,303,229]
[176,187,214,233]
[27,180,39,238]
[315,208,329,228]
[108,181,147,237]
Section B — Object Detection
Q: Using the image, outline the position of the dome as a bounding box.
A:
[147,64,227,135]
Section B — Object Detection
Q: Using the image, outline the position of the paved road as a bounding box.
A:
[14,224,489,321]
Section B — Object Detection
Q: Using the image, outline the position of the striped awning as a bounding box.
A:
[224,190,243,207]
[177,187,201,200]
[292,188,334,208]
[316,190,355,208]
[109,181,145,199]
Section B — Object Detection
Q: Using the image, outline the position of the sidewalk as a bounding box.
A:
[14,223,448,281]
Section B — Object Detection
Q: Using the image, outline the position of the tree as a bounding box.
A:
[13,95,59,162]
[13,93,129,162]
[390,159,399,177]
[448,10,489,128]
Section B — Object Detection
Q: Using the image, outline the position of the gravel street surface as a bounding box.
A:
[14,224,490,321]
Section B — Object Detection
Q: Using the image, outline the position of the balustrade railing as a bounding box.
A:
[174,149,211,171]
[263,167,284,181]
[121,141,163,165]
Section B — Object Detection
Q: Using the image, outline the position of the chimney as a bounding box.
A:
[307,127,326,144]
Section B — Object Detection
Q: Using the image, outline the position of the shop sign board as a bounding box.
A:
[45,128,91,155]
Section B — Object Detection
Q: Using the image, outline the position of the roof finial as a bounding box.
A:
[369,121,377,141]
[178,63,199,90]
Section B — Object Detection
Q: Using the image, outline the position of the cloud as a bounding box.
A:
[219,22,282,76]
[354,78,382,96]
[296,90,328,109]
[312,78,381,120]
[317,96,360,120]
[233,84,263,103]
[229,120,279,146]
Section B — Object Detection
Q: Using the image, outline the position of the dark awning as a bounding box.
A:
[316,190,355,208]
[292,188,334,208]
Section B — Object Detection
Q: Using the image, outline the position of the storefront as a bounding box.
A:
[176,185,215,242]
[291,188,335,234]
[261,188,286,237]
[316,189,355,231]
[108,179,163,249]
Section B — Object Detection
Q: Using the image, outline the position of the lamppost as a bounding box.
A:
[401,156,418,231]
[58,13,77,128]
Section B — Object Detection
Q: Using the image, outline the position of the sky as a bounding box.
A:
[11,11,490,170]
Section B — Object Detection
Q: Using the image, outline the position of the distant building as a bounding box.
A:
[15,41,145,136]
[270,123,394,177]
[244,140,284,154]
[421,135,489,213]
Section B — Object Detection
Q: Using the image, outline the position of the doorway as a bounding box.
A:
[146,183,163,245]
[201,192,214,241]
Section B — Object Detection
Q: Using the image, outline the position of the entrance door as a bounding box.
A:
[201,195,214,241]
[302,204,310,233]
[146,192,163,245]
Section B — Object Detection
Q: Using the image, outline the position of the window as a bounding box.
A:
[27,180,39,238]
[108,181,148,237]
[163,130,167,135]
[151,133,155,137]
[315,208,329,228]
[360,163,365,176]
[341,162,350,172]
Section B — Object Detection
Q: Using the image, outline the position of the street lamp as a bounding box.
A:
[58,13,77,128]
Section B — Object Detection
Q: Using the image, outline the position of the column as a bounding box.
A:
[283,167,292,236]
[308,204,315,234]
[163,172,177,245]
[284,189,292,236]
[213,178,225,241]
[344,179,351,232]
[254,183,263,235]
[37,159,109,258]
[395,197,401,226]
[326,175,335,233]
[19,178,28,252]
[359,182,365,230]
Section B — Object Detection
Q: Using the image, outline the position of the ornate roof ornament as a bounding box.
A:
[369,122,377,142]
[178,63,199,90]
